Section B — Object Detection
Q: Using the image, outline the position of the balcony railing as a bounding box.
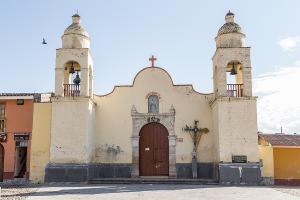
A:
[227,84,243,97]
[64,84,80,97]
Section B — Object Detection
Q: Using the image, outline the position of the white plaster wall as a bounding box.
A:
[215,33,246,48]
[88,53,93,97]
[62,34,90,49]
[212,102,220,162]
[50,97,95,163]
[50,66,258,166]
[93,67,217,164]
[212,97,259,162]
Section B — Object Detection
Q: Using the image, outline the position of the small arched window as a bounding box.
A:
[148,95,159,113]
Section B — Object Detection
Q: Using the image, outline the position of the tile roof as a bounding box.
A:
[0,93,53,102]
[0,93,35,96]
[259,134,300,147]
[218,22,243,36]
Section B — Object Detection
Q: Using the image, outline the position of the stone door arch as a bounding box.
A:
[131,105,176,177]
[0,144,4,182]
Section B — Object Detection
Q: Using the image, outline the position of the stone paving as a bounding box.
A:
[1,184,300,200]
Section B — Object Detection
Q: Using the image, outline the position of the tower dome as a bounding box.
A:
[61,14,90,49]
[215,11,246,48]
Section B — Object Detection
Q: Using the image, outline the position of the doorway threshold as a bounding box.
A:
[140,176,169,179]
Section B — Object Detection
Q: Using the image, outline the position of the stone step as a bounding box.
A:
[89,178,218,185]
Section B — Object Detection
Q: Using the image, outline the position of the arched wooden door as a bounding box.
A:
[0,144,4,182]
[139,122,169,176]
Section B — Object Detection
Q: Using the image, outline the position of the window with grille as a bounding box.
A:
[0,104,5,133]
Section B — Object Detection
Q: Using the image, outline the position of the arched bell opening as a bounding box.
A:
[226,61,243,97]
[63,61,81,96]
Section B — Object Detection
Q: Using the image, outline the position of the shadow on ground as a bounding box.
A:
[2,184,219,197]
[2,184,300,198]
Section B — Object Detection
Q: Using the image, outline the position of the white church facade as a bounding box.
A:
[42,11,261,184]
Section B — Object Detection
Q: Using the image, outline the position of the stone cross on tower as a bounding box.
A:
[149,55,157,67]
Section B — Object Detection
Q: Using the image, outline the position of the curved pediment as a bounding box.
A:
[96,66,213,97]
[133,67,174,87]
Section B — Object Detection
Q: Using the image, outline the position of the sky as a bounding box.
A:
[0,1,300,134]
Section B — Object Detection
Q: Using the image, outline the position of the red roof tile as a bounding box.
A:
[259,134,300,147]
[0,93,35,96]
[0,93,53,102]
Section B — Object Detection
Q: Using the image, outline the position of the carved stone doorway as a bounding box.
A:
[131,105,176,177]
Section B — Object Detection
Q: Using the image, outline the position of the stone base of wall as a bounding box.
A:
[45,163,132,182]
[45,162,261,184]
[88,163,132,179]
[219,163,261,185]
[45,163,88,182]
[176,163,218,180]
[45,163,219,182]
[261,177,274,185]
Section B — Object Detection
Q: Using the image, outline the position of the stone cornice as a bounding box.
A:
[51,96,96,106]
[209,96,257,107]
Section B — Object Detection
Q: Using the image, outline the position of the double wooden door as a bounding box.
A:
[0,144,4,181]
[139,122,169,176]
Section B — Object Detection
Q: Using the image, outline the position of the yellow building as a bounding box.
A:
[259,134,300,185]
[29,103,52,183]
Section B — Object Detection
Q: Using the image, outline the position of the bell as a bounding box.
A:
[69,62,75,74]
[230,63,237,75]
[73,73,81,84]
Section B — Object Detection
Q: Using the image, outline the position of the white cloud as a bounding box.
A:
[279,37,300,51]
[254,66,300,134]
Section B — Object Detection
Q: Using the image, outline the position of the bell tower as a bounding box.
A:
[46,14,95,182]
[212,11,252,98]
[211,11,261,184]
[55,14,93,97]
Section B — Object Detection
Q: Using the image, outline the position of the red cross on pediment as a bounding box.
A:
[149,55,157,67]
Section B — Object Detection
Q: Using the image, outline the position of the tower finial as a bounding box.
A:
[225,10,235,23]
[226,10,234,16]
[72,12,81,24]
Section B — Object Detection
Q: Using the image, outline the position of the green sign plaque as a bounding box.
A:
[232,155,247,163]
